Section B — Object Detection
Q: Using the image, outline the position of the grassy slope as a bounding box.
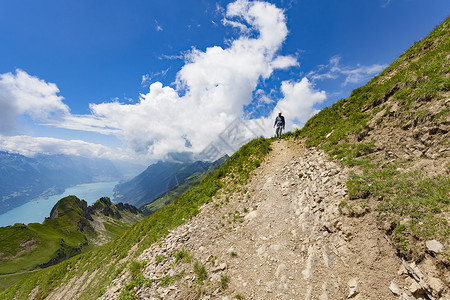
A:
[0,196,143,291]
[288,16,450,259]
[0,196,88,275]
[0,138,271,299]
[141,171,206,215]
[141,156,228,216]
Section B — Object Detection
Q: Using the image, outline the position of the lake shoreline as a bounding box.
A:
[0,181,119,227]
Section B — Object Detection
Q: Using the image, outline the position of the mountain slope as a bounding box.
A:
[1,16,449,300]
[141,155,229,215]
[114,157,227,208]
[101,141,403,299]
[293,16,449,262]
[0,196,143,290]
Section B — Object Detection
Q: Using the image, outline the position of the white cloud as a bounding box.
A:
[0,69,69,133]
[155,20,163,32]
[0,134,128,160]
[141,68,170,87]
[51,0,299,161]
[381,0,391,8]
[308,55,387,86]
[158,54,185,61]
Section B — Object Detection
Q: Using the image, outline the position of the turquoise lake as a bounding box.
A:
[0,181,118,227]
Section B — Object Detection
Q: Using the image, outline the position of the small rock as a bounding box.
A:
[275,263,286,278]
[401,290,415,300]
[347,278,360,298]
[389,281,401,296]
[244,211,258,221]
[213,263,227,272]
[428,277,444,296]
[409,280,425,297]
[322,222,335,233]
[425,239,443,254]
[319,293,329,300]
[398,263,408,276]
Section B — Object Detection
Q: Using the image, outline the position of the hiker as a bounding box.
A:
[273,112,285,140]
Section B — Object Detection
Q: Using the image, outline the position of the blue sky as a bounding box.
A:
[0,0,448,164]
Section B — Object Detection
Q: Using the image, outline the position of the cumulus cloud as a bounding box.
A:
[52,0,300,161]
[0,69,69,133]
[308,55,387,86]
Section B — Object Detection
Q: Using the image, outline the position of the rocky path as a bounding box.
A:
[100,140,444,299]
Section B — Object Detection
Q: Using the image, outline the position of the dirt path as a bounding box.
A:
[100,140,411,299]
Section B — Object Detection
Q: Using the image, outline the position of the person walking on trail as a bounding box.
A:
[273,112,285,140]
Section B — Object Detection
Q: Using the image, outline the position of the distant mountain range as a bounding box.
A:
[114,155,229,209]
[0,152,134,215]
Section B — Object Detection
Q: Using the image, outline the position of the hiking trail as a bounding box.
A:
[96,139,445,300]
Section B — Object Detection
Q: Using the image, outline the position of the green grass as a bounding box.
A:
[348,164,449,257]
[0,272,35,292]
[220,274,230,289]
[193,261,207,283]
[103,220,132,240]
[173,247,191,264]
[119,273,153,300]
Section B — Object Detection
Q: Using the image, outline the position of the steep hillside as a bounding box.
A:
[0,196,143,291]
[141,155,229,215]
[100,141,403,299]
[293,16,450,262]
[1,16,449,300]
[114,160,217,208]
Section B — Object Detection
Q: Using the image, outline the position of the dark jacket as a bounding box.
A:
[274,116,285,127]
